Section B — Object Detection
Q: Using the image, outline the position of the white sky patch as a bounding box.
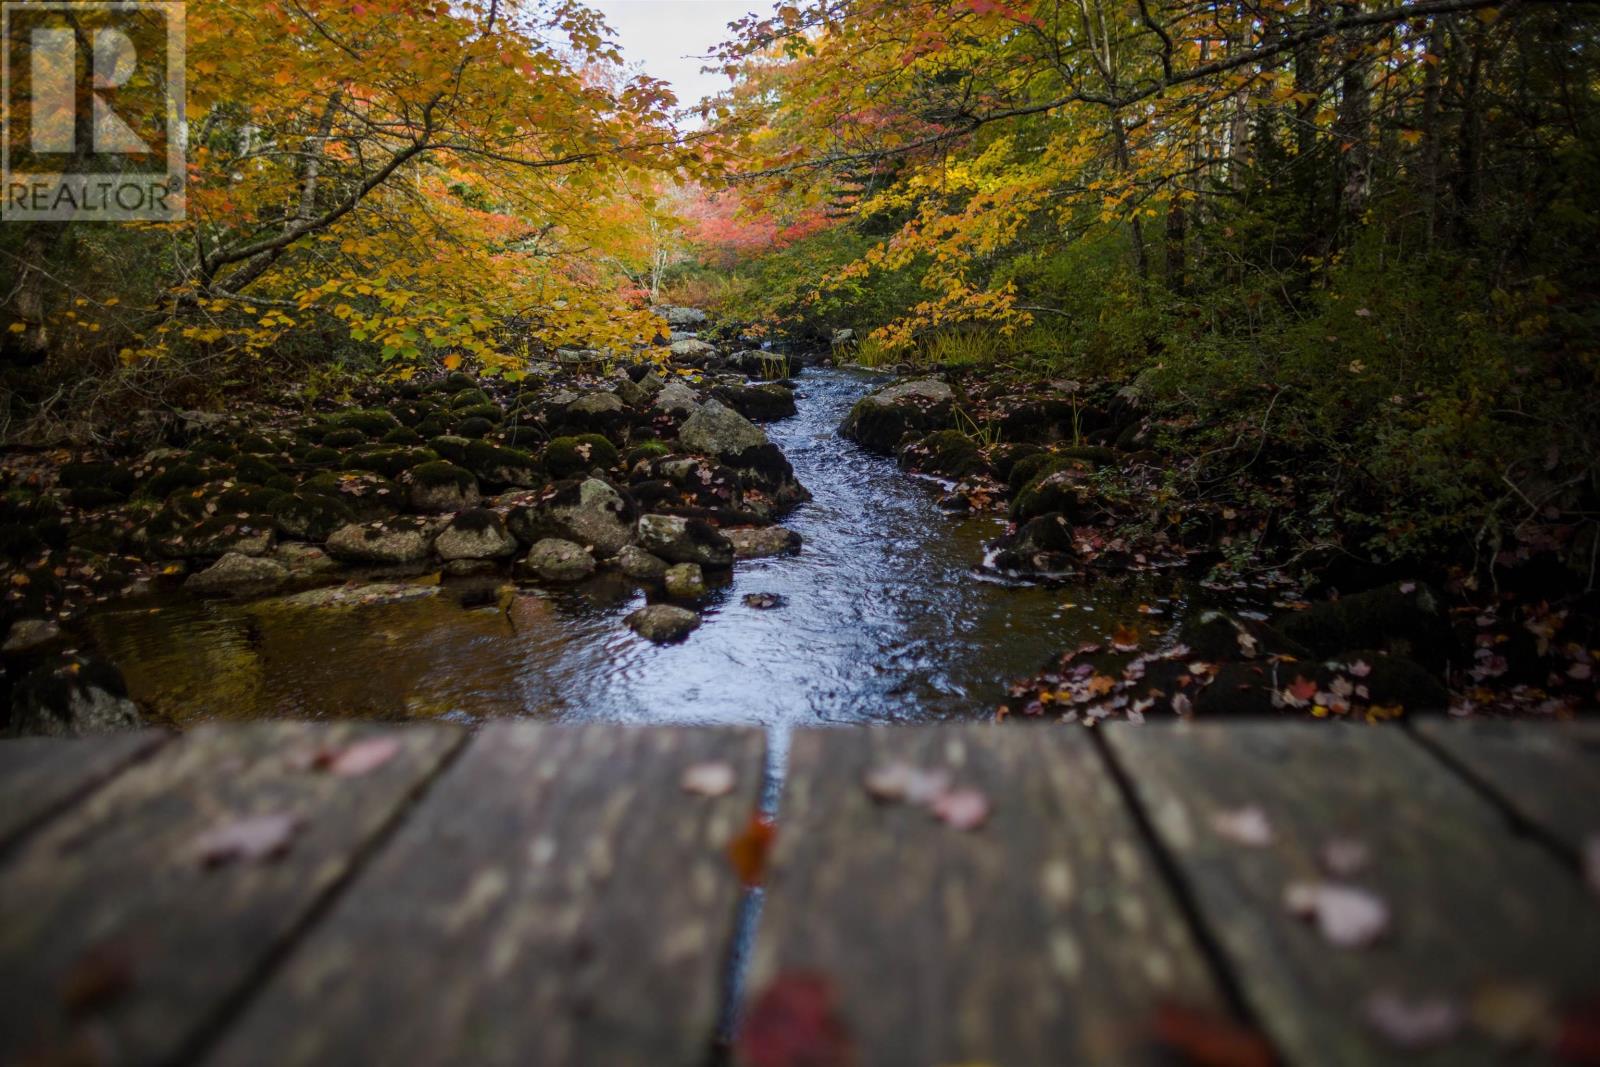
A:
[589,0,758,120]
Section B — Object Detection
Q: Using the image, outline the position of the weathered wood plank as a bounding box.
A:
[209,723,765,1067]
[1104,722,1600,1066]
[742,725,1226,1067]
[0,730,168,849]
[1413,718,1600,857]
[0,722,461,1066]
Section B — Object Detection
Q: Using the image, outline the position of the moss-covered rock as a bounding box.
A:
[59,462,136,499]
[427,435,471,464]
[462,440,538,490]
[139,461,208,500]
[320,427,369,449]
[498,426,545,449]
[1275,582,1460,674]
[299,471,403,523]
[626,440,671,466]
[712,382,797,422]
[191,440,237,462]
[330,409,401,438]
[449,388,493,409]
[454,416,495,440]
[381,426,424,446]
[439,371,478,393]
[840,378,956,454]
[345,446,439,479]
[273,492,356,541]
[544,435,619,479]
[298,446,343,469]
[453,402,503,424]
[898,429,985,478]
[234,454,282,485]
[403,461,480,512]
[1011,459,1097,523]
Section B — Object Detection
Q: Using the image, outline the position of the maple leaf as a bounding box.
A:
[1153,1003,1276,1067]
[739,972,858,1067]
[728,812,776,887]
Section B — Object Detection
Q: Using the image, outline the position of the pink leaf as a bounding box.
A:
[326,737,401,777]
[931,787,991,830]
[1285,881,1390,947]
[1319,837,1372,877]
[1364,989,1464,1049]
[191,813,301,868]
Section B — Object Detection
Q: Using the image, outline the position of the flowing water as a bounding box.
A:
[85,367,1177,765]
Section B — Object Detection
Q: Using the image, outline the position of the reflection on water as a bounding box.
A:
[85,369,1179,755]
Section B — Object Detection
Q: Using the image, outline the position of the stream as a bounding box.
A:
[84,367,1179,767]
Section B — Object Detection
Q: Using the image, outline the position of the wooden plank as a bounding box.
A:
[0,722,461,1067]
[1104,722,1600,1067]
[209,723,765,1067]
[0,730,168,849]
[1413,718,1600,856]
[742,725,1226,1067]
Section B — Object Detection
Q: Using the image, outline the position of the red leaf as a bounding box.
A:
[1154,1003,1276,1067]
[739,972,857,1067]
[728,812,776,887]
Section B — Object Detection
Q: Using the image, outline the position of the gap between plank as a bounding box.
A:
[1401,720,1586,873]
[1089,727,1278,1044]
[174,726,473,1066]
[0,730,174,864]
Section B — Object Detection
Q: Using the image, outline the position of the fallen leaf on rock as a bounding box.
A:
[1111,623,1141,652]
[931,788,991,830]
[682,761,737,797]
[1363,989,1463,1049]
[1284,881,1389,947]
[1319,837,1372,877]
[728,813,776,887]
[739,972,857,1067]
[191,812,301,868]
[1210,805,1274,847]
[1153,1003,1276,1067]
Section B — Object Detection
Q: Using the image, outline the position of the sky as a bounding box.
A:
[588,0,759,118]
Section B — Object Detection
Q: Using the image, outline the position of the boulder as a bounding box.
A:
[617,545,669,580]
[723,350,795,379]
[670,338,717,363]
[725,526,802,559]
[519,538,595,582]
[543,435,620,480]
[897,429,985,479]
[433,509,518,561]
[462,441,539,491]
[264,582,441,610]
[680,399,768,458]
[637,514,735,568]
[404,461,480,513]
[654,380,701,416]
[10,655,141,736]
[625,603,701,643]
[510,478,637,556]
[1183,610,1310,662]
[840,378,956,454]
[713,382,797,422]
[326,518,439,564]
[185,552,291,596]
[664,562,707,598]
[1274,582,1459,675]
[2,618,62,654]
[658,305,708,329]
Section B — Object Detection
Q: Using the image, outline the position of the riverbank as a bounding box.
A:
[834,363,1597,718]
